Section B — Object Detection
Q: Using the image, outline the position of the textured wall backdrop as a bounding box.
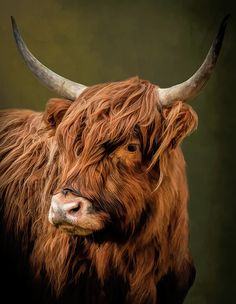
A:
[0,0,235,303]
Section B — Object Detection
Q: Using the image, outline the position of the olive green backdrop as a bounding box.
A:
[0,0,235,303]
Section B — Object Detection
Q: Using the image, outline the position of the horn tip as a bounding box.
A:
[10,16,16,28]
[222,13,231,24]
[10,16,23,50]
[212,14,230,61]
[10,16,19,38]
[219,14,230,35]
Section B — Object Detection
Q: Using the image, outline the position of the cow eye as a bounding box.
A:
[127,144,138,152]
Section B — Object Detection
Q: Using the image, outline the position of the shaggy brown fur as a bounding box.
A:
[0,77,197,303]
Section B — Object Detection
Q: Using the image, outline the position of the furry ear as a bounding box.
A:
[43,98,72,128]
[160,101,198,150]
[149,102,198,168]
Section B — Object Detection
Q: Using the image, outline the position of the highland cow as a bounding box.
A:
[0,16,228,304]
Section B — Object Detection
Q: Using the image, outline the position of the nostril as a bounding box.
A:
[61,201,82,215]
[66,201,82,216]
[69,204,81,214]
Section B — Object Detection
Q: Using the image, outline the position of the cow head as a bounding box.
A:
[42,79,197,241]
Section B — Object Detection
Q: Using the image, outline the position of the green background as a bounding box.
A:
[0,0,235,303]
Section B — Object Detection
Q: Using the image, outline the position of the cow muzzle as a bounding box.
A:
[48,192,104,236]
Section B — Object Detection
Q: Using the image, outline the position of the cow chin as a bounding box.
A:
[48,193,105,236]
[58,225,93,236]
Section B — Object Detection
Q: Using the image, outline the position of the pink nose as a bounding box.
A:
[48,194,91,226]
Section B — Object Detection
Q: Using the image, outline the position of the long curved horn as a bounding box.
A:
[11,17,87,100]
[158,15,229,106]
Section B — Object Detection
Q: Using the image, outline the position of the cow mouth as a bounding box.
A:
[50,219,103,236]
[58,224,93,236]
